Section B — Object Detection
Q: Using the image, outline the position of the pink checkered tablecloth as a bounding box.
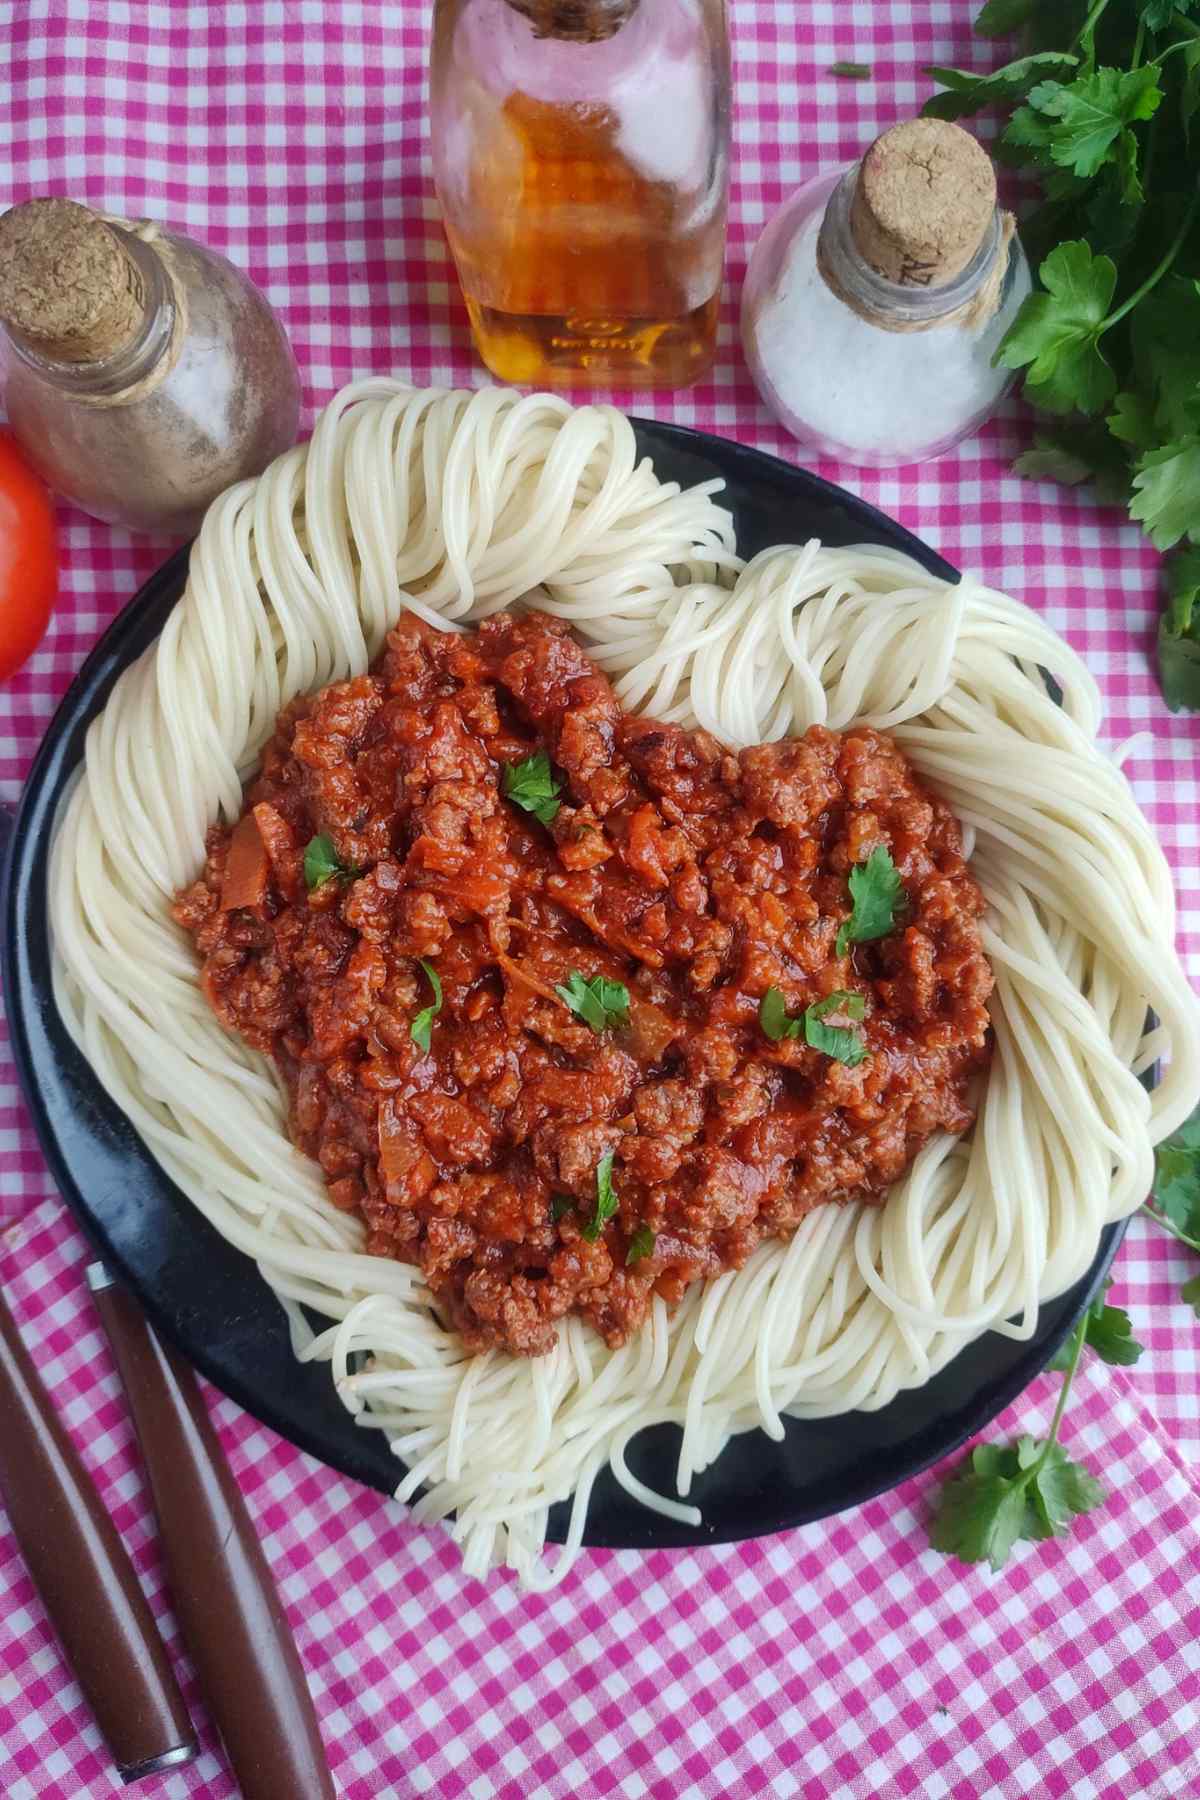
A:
[2,4,1199,1797]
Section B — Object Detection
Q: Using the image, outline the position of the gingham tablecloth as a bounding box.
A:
[2,5,1199,1797]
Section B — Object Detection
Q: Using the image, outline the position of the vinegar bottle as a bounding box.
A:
[430,0,731,389]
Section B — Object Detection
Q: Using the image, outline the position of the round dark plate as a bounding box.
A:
[2,420,1122,1550]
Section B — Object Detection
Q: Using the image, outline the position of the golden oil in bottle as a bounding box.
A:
[431,0,730,389]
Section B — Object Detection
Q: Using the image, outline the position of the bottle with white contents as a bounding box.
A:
[740,118,1030,466]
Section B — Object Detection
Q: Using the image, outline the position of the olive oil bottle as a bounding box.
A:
[431,0,730,389]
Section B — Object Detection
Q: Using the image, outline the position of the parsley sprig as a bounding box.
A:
[924,1,1200,710]
[835,846,907,957]
[759,987,869,1065]
[582,1151,619,1243]
[502,751,562,825]
[928,1279,1142,1572]
[555,971,631,1034]
[409,959,443,1054]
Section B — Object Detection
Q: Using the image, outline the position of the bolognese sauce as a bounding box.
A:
[174,612,994,1357]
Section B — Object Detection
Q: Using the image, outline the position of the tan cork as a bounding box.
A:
[850,119,996,289]
[0,198,147,362]
[504,0,637,42]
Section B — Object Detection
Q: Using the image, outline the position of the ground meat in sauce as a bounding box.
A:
[173,612,994,1358]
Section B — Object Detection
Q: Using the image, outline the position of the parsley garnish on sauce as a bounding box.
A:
[409,959,443,1054]
[303,834,359,890]
[835,846,906,957]
[581,1151,618,1243]
[556,971,631,1034]
[502,751,561,826]
[759,987,868,1066]
[626,1224,656,1266]
[804,991,868,1066]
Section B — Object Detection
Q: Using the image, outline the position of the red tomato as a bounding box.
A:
[0,428,57,680]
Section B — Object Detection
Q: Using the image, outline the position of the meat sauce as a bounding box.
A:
[174,612,994,1357]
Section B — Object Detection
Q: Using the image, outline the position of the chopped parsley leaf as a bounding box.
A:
[502,751,561,826]
[555,970,631,1034]
[835,846,907,957]
[760,986,868,1065]
[410,959,443,1054]
[804,990,868,1066]
[626,1224,656,1266]
[582,1151,619,1243]
[303,834,360,890]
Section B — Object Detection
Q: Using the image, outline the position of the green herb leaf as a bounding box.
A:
[410,959,443,1054]
[1131,279,1200,441]
[555,970,631,1034]
[1158,623,1200,711]
[1139,0,1198,30]
[1164,545,1200,636]
[928,1458,1034,1571]
[551,1194,574,1223]
[1027,1440,1106,1536]
[1049,1280,1144,1369]
[502,751,562,826]
[1108,390,1158,449]
[835,846,907,957]
[626,1223,656,1265]
[1011,67,1162,181]
[1013,437,1096,484]
[996,240,1118,415]
[928,1307,1104,1572]
[1182,1273,1200,1318]
[975,0,1036,35]
[582,1151,619,1243]
[1158,547,1200,708]
[829,61,871,79]
[303,834,359,890]
[759,986,802,1042]
[804,990,869,1066]
[1150,1104,1200,1246]
[922,51,1078,121]
[1130,437,1200,550]
[1013,422,1132,502]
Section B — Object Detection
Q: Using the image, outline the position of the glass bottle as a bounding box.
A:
[0,199,301,534]
[741,120,1031,466]
[430,0,731,389]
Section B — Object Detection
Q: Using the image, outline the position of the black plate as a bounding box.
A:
[2,420,1122,1549]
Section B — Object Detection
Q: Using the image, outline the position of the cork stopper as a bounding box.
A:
[0,198,148,363]
[849,119,997,290]
[504,0,637,42]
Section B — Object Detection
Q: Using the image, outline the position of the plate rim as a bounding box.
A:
[1,419,1125,1551]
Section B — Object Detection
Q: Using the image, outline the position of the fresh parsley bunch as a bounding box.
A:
[925,0,1200,709]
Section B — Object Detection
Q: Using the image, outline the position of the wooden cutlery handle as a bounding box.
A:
[89,1269,336,1800]
[0,1286,196,1783]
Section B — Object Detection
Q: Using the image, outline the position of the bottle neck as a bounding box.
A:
[4,228,176,399]
[502,0,638,42]
[817,164,1003,330]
